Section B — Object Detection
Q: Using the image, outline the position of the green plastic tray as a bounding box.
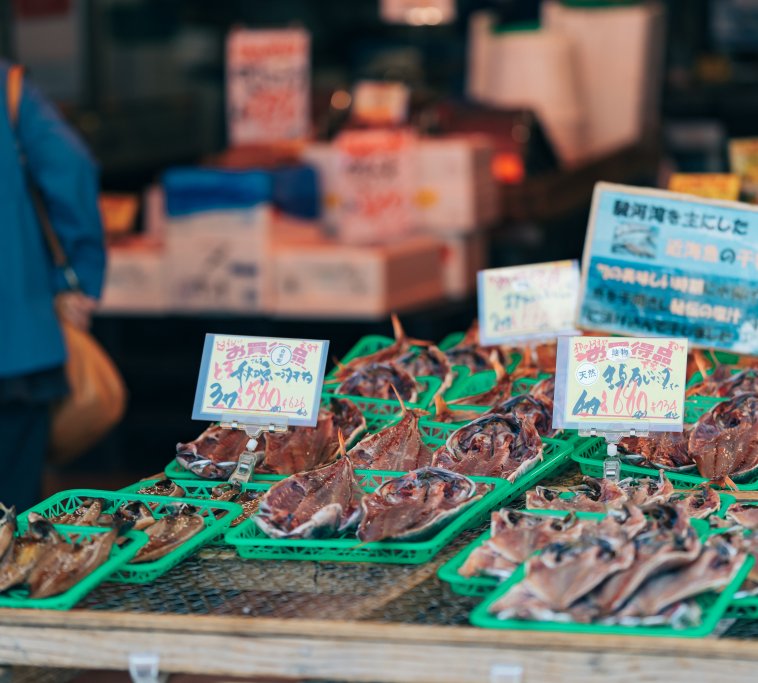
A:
[721,501,758,620]
[0,524,147,610]
[225,470,515,564]
[442,371,546,403]
[469,516,752,637]
[438,510,607,598]
[19,490,241,584]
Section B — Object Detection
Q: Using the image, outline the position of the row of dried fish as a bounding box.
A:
[253,451,484,543]
[527,473,722,519]
[46,497,206,564]
[617,393,758,486]
[0,504,117,599]
[686,350,758,399]
[175,397,366,479]
[485,504,746,627]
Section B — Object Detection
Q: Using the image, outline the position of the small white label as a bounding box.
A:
[575,362,598,386]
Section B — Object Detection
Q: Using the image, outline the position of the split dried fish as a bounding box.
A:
[0,504,16,562]
[449,354,513,407]
[443,320,500,374]
[175,425,252,480]
[492,392,555,438]
[617,472,674,510]
[255,455,364,539]
[131,505,205,563]
[432,412,543,481]
[27,528,118,599]
[348,397,432,471]
[396,345,454,398]
[0,516,60,593]
[689,393,758,485]
[726,503,758,530]
[356,467,481,543]
[337,362,419,402]
[114,501,156,531]
[136,479,186,499]
[50,498,106,526]
[686,351,758,398]
[618,431,695,473]
[669,486,721,519]
[526,477,627,513]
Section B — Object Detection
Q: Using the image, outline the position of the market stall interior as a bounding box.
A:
[3,0,758,681]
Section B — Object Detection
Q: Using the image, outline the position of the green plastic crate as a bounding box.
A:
[721,501,758,619]
[225,470,514,564]
[0,524,147,610]
[468,516,752,637]
[438,510,607,598]
[442,371,545,403]
[19,490,241,584]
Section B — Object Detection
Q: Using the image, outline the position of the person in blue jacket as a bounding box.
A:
[0,62,105,511]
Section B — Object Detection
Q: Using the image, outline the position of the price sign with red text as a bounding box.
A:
[192,334,329,427]
[553,335,688,433]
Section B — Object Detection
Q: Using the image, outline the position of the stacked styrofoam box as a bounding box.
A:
[165,205,273,313]
[100,237,168,313]
[541,1,665,159]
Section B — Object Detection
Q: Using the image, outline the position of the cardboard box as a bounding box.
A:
[100,237,167,313]
[439,231,488,299]
[272,236,445,318]
[165,205,273,313]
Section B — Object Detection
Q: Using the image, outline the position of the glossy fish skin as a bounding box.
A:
[726,504,758,529]
[137,479,185,499]
[356,467,481,543]
[0,504,16,562]
[348,408,432,472]
[115,501,156,531]
[689,393,758,484]
[27,528,118,599]
[396,346,454,399]
[670,486,721,520]
[526,477,627,513]
[337,362,418,402]
[432,412,543,482]
[131,506,205,563]
[255,457,364,539]
[175,425,252,480]
[0,517,60,593]
[259,398,365,475]
[51,499,105,526]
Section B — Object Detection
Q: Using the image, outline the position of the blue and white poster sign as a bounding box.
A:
[578,182,758,354]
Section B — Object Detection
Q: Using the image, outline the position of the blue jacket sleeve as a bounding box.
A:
[17,80,105,298]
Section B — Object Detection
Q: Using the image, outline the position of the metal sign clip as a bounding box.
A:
[221,418,289,489]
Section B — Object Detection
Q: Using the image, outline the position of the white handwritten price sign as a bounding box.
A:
[192,334,329,427]
[553,336,688,433]
[477,260,580,346]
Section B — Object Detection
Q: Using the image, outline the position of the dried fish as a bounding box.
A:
[255,454,364,539]
[114,501,155,531]
[0,516,60,593]
[175,425,252,480]
[50,499,106,526]
[689,393,758,485]
[526,477,627,513]
[726,503,758,530]
[27,528,118,599]
[618,431,695,473]
[492,393,555,438]
[259,398,365,475]
[432,412,543,481]
[0,504,16,562]
[669,486,721,519]
[231,490,262,527]
[430,395,483,424]
[443,320,500,374]
[686,351,758,398]
[136,479,185,499]
[337,362,419,402]
[617,472,674,510]
[131,505,205,563]
[348,396,432,471]
[396,345,454,398]
[449,354,513,407]
[357,467,481,543]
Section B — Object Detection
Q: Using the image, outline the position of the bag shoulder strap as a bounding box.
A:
[6,65,79,287]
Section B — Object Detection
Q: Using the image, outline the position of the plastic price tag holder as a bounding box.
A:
[477,260,581,348]
[192,333,329,486]
[554,335,688,481]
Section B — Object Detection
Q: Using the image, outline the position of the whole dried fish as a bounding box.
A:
[131,505,205,563]
[27,528,118,599]
[670,486,721,519]
[0,504,16,562]
[618,431,695,473]
[137,480,185,499]
[337,362,419,402]
[726,503,758,529]
[114,501,155,531]
[526,477,627,513]
[50,499,106,526]
[0,516,60,593]
[432,412,543,482]
[460,510,583,579]
[449,354,513,407]
[175,425,252,480]
[396,345,454,398]
[356,467,481,543]
[255,455,364,539]
[617,472,674,510]
[348,398,432,471]
[259,398,365,475]
[689,393,758,485]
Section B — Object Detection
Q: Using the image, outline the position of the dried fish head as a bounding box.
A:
[0,504,16,562]
[689,393,758,485]
[356,467,481,543]
[492,394,554,437]
[396,346,454,398]
[0,517,60,593]
[255,457,364,539]
[114,501,156,531]
[617,472,674,510]
[175,425,252,480]
[670,486,721,519]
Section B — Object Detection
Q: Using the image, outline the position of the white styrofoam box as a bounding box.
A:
[165,205,272,313]
[226,28,310,145]
[100,238,167,313]
[301,142,340,231]
[542,1,665,159]
[272,236,445,318]
[143,183,165,237]
[439,231,488,299]
[415,136,499,233]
